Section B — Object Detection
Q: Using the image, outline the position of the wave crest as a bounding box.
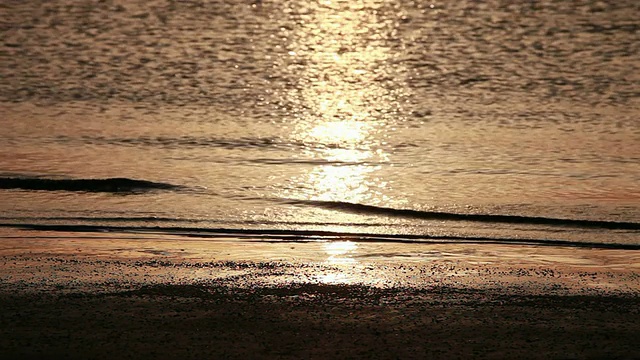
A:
[0,177,183,193]
[285,199,640,231]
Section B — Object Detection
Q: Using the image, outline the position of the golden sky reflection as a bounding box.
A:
[283,0,403,205]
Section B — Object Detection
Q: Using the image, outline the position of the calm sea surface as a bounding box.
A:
[1,0,639,247]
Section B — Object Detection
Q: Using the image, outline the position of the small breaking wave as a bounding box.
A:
[285,199,640,231]
[0,177,184,193]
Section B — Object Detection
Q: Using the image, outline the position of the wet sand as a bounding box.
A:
[1,231,640,359]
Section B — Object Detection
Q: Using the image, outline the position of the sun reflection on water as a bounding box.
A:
[305,121,369,145]
[317,240,359,284]
[281,0,405,206]
[324,241,358,263]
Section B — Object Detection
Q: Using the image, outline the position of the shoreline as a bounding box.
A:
[1,230,639,359]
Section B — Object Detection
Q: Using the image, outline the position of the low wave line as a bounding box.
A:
[1,223,639,250]
[0,177,183,193]
[286,199,640,230]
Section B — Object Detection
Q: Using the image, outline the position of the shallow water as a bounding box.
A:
[1,0,639,246]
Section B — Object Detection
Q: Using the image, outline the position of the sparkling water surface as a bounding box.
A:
[1,0,639,245]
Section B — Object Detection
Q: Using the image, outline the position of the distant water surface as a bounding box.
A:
[1,0,638,247]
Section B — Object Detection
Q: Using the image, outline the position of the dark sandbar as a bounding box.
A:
[1,282,639,359]
[1,257,640,359]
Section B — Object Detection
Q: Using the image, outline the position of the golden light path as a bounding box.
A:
[284,0,400,208]
[279,0,404,272]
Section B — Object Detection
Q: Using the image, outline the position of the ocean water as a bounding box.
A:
[1,0,639,248]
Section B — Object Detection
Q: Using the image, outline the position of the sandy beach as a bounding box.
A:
[2,1,639,359]
[1,228,639,359]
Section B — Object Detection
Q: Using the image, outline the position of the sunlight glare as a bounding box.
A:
[279,0,406,220]
[306,121,369,145]
[324,241,358,265]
